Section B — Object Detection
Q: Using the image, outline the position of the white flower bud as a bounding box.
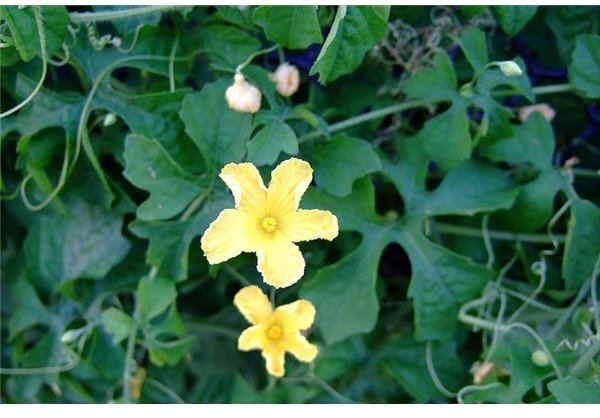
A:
[103,113,117,127]
[518,103,556,122]
[225,73,262,113]
[531,350,550,367]
[497,60,523,77]
[270,63,300,97]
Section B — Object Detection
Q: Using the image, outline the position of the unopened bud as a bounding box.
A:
[531,350,550,367]
[111,37,122,48]
[518,103,556,122]
[225,73,262,113]
[497,60,523,77]
[103,113,117,127]
[472,361,494,384]
[270,62,300,97]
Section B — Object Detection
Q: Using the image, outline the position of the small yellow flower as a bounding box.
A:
[233,285,318,377]
[201,158,338,288]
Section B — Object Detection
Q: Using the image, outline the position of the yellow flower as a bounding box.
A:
[233,285,318,377]
[200,158,338,288]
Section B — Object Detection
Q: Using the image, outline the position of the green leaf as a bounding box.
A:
[459,27,489,71]
[479,113,564,231]
[301,230,391,344]
[129,186,232,282]
[8,277,51,339]
[423,160,518,216]
[199,23,261,70]
[14,73,83,136]
[479,113,554,168]
[562,198,600,290]
[144,305,190,366]
[380,136,429,212]
[314,336,368,381]
[0,5,69,62]
[94,88,199,170]
[253,6,323,49]
[378,336,466,402]
[301,177,389,343]
[136,276,177,322]
[309,134,381,197]
[309,6,390,84]
[247,119,298,166]
[123,134,203,221]
[548,376,600,403]
[546,7,599,63]
[492,6,538,37]
[404,52,458,101]
[180,80,253,167]
[459,6,488,19]
[569,34,600,99]
[398,222,492,341]
[417,100,471,171]
[101,308,134,344]
[24,200,131,287]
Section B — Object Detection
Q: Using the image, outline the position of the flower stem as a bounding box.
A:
[69,6,176,23]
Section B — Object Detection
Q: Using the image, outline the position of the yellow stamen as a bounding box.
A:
[262,217,278,232]
[266,324,283,340]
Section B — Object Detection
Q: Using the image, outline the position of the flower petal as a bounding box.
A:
[220,162,267,216]
[280,209,339,242]
[266,158,312,216]
[275,299,316,331]
[256,235,305,288]
[200,209,257,264]
[262,347,285,377]
[238,325,265,351]
[233,285,273,325]
[286,334,318,362]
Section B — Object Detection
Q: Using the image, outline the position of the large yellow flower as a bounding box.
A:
[201,158,338,288]
[234,285,318,377]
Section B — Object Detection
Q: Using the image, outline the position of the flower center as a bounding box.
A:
[266,324,283,340]
[261,217,278,232]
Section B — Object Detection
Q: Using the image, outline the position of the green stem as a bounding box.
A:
[236,44,279,73]
[434,222,566,244]
[532,83,574,95]
[298,82,573,143]
[298,99,431,143]
[570,168,600,178]
[122,322,137,403]
[69,6,176,23]
[308,372,357,404]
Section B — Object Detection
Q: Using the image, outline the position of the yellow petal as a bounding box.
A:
[280,209,339,242]
[256,235,305,288]
[233,285,273,325]
[266,158,312,217]
[262,347,285,377]
[238,325,265,351]
[220,162,267,216]
[286,334,318,362]
[275,299,316,330]
[200,209,257,264]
